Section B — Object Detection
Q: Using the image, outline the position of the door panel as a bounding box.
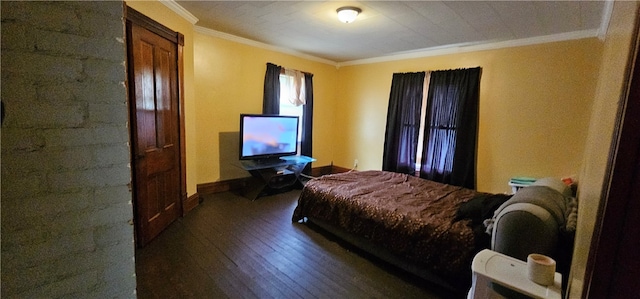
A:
[129,21,181,247]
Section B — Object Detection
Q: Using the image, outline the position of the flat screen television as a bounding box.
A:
[239,114,299,161]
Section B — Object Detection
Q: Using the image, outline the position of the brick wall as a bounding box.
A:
[1,1,136,297]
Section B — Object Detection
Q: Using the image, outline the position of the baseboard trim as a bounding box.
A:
[183,192,200,216]
[197,177,251,195]
[310,165,332,177]
[197,164,352,196]
[330,165,352,174]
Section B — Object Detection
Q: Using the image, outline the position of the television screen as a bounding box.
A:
[239,114,299,160]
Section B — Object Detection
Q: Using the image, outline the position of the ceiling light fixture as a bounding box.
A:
[336,6,361,24]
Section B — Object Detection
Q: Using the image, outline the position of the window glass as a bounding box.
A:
[279,74,304,144]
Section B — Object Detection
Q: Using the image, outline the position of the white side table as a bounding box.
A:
[468,249,562,299]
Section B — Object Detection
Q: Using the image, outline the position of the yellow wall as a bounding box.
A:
[128,0,605,195]
[126,1,199,196]
[126,0,614,199]
[128,0,338,192]
[336,39,603,193]
[126,0,640,296]
[193,32,338,183]
[569,2,639,297]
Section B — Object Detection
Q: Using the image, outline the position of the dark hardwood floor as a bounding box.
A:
[135,189,461,298]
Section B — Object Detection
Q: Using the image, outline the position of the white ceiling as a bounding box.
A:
[172,1,608,64]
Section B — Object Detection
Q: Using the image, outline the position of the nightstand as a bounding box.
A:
[468,249,562,299]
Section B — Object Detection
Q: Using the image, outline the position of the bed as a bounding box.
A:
[292,170,576,295]
[291,170,509,292]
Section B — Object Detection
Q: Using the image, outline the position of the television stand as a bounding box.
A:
[239,155,315,200]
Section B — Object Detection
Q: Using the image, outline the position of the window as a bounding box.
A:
[263,62,313,165]
[279,73,304,145]
[419,68,481,189]
[383,67,481,189]
[414,75,429,173]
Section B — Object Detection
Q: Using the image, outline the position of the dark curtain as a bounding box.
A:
[419,67,481,189]
[382,72,426,174]
[262,63,281,114]
[301,73,314,173]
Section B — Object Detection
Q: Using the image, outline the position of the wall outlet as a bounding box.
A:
[354,159,358,169]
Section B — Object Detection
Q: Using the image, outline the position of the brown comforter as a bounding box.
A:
[292,170,481,285]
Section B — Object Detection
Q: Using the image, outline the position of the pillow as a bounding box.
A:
[531,177,572,197]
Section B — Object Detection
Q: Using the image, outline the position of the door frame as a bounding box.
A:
[125,6,187,243]
[583,6,640,298]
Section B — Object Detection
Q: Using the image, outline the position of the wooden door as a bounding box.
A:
[127,12,182,247]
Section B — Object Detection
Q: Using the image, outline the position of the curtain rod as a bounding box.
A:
[269,62,313,76]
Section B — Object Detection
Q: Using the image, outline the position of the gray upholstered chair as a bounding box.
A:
[489,177,575,297]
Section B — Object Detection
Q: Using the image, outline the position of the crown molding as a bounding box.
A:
[598,0,615,41]
[194,26,339,67]
[163,0,602,69]
[338,29,599,67]
[159,0,614,68]
[196,26,598,68]
[160,0,199,24]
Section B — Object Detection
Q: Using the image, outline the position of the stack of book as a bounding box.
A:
[509,177,537,186]
[508,177,536,193]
